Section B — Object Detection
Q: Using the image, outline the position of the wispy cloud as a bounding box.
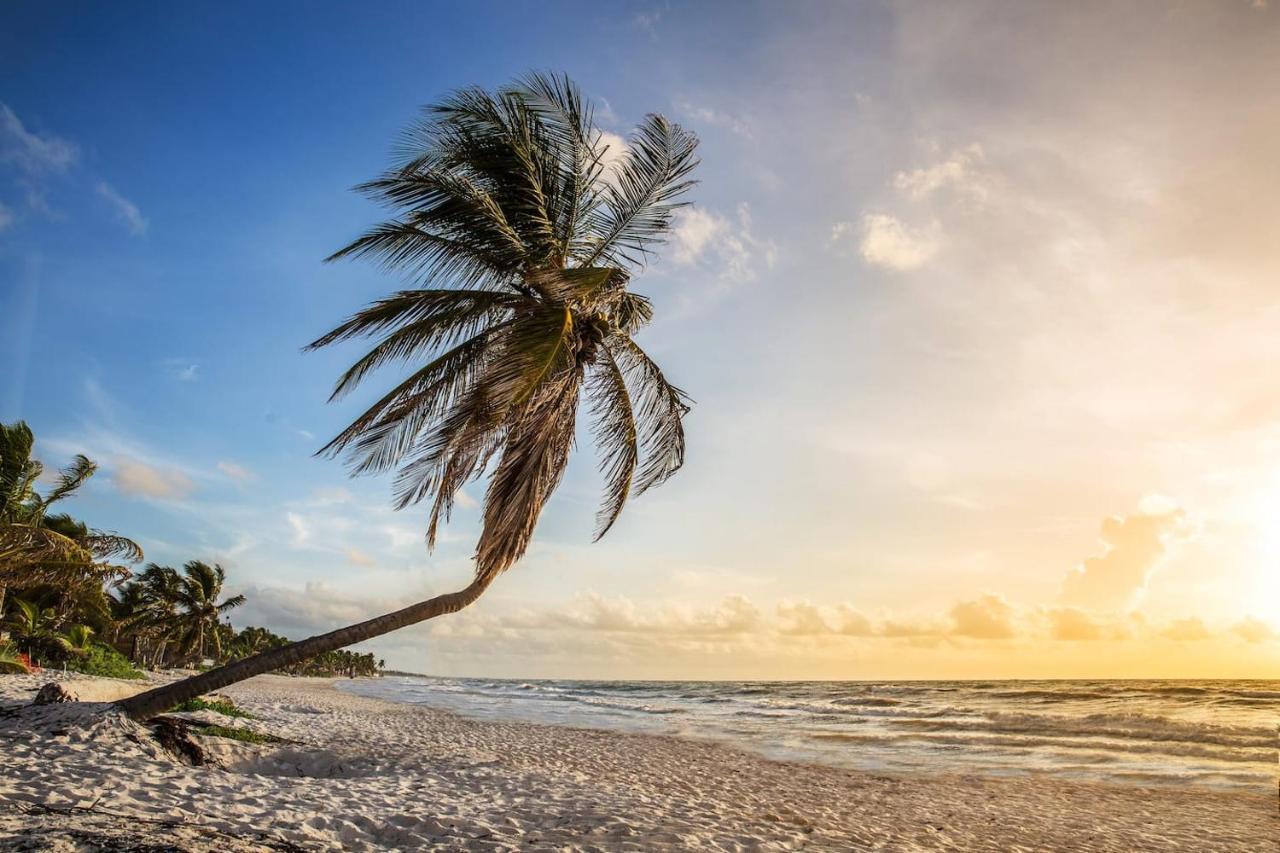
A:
[286,512,311,548]
[217,460,257,487]
[162,358,199,382]
[0,103,78,174]
[96,181,148,236]
[1,103,146,234]
[674,99,752,138]
[114,456,194,500]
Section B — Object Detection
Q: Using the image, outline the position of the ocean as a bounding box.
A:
[341,677,1279,791]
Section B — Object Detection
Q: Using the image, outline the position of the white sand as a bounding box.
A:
[1,672,1275,851]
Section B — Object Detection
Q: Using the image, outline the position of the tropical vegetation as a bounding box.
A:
[0,420,383,681]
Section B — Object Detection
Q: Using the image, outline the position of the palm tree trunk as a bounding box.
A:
[116,575,493,720]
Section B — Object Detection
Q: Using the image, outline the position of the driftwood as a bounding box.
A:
[145,716,208,766]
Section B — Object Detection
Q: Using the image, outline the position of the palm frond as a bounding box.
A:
[607,336,692,494]
[476,379,581,580]
[580,114,699,267]
[587,348,638,539]
[44,455,97,506]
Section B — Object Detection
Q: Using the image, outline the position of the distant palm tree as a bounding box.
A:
[118,73,698,719]
[170,561,245,664]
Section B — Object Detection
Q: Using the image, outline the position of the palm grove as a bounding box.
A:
[4,74,697,717]
[0,422,381,680]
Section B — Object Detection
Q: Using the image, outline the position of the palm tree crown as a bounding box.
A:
[310,73,698,582]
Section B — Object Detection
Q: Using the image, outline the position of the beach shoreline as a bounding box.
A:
[1,672,1275,851]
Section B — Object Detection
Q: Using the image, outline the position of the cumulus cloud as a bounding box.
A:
[777,601,833,635]
[1047,607,1104,641]
[96,181,148,236]
[839,213,941,272]
[555,592,762,636]
[833,604,876,637]
[113,456,193,500]
[949,594,1016,639]
[1061,505,1186,610]
[670,204,777,281]
[777,601,876,636]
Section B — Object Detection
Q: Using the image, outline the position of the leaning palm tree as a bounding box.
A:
[117,72,698,720]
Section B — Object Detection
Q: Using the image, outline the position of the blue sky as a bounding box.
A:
[3,2,1279,678]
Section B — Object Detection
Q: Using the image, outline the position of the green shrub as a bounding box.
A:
[171,696,255,719]
[193,724,283,744]
[67,644,145,680]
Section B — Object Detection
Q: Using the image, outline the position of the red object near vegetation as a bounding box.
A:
[17,652,37,673]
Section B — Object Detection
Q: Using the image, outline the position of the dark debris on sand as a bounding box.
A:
[0,805,305,852]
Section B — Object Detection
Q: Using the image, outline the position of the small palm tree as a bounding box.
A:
[118,73,698,719]
[5,596,57,663]
[56,624,95,657]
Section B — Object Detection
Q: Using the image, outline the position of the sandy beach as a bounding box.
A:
[0,673,1274,851]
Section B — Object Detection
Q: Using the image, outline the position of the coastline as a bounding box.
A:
[1,673,1275,851]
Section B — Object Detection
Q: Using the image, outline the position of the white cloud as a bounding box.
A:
[0,200,13,231]
[670,203,776,282]
[893,144,986,200]
[345,548,375,567]
[0,103,78,173]
[594,130,629,180]
[286,512,311,547]
[96,181,148,236]
[114,456,193,500]
[217,460,256,486]
[845,213,941,272]
[454,488,478,510]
